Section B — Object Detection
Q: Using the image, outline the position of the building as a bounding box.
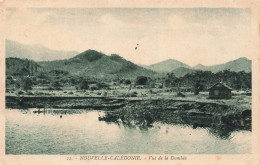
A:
[208,82,232,99]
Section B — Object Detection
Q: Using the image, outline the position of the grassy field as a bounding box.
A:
[6,87,251,108]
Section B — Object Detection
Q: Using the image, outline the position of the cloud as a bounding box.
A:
[98,14,124,27]
[5,8,252,66]
[6,8,79,51]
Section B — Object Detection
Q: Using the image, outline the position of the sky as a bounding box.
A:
[5,8,252,66]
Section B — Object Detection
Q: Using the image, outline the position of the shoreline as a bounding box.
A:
[6,94,237,108]
[6,95,251,137]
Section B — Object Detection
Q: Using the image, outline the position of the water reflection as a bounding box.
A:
[100,109,251,140]
[6,109,251,154]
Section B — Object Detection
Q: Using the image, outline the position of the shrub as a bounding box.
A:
[125,79,131,85]
[18,91,24,95]
[90,86,98,91]
[136,76,148,85]
[36,71,49,79]
[96,82,110,90]
[49,80,62,90]
[125,92,138,97]
[78,80,89,90]
[102,91,108,96]
[17,77,33,91]
[26,91,34,95]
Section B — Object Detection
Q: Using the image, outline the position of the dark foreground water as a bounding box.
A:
[6,109,251,154]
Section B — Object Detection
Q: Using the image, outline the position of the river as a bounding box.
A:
[5,109,251,154]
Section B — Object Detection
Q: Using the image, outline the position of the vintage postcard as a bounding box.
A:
[0,0,260,164]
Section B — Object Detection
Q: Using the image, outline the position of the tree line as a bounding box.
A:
[164,70,251,91]
[6,68,251,92]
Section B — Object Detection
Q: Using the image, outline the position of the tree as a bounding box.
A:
[6,76,14,88]
[96,82,110,90]
[36,71,49,79]
[49,70,69,77]
[136,76,148,85]
[78,80,89,90]
[21,77,33,91]
[194,81,203,95]
[164,73,178,87]
[50,80,62,90]
[125,79,131,85]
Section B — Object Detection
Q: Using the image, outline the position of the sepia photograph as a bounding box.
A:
[3,7,256,156]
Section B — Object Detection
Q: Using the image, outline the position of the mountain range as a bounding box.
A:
[145,59,191,73]
[146,57,251,75]
[192,57,251,73]
[6,40,251,78]
[38,50,156,79]
[6,40,79,61]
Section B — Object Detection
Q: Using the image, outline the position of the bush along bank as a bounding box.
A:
[99,100,251,139]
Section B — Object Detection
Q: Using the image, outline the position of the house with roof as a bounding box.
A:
[208,82,232,99]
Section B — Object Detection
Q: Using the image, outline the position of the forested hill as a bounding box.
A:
[147,59,190,73]
[6,57,42,76]
[193,57,251,73]
[170,67,196,78]
[37,50,156,79]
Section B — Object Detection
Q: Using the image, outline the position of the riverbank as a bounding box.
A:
[100,99,251,138]
[6,95,127,110]
[6,94,251,138]
[6,92,251,109]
